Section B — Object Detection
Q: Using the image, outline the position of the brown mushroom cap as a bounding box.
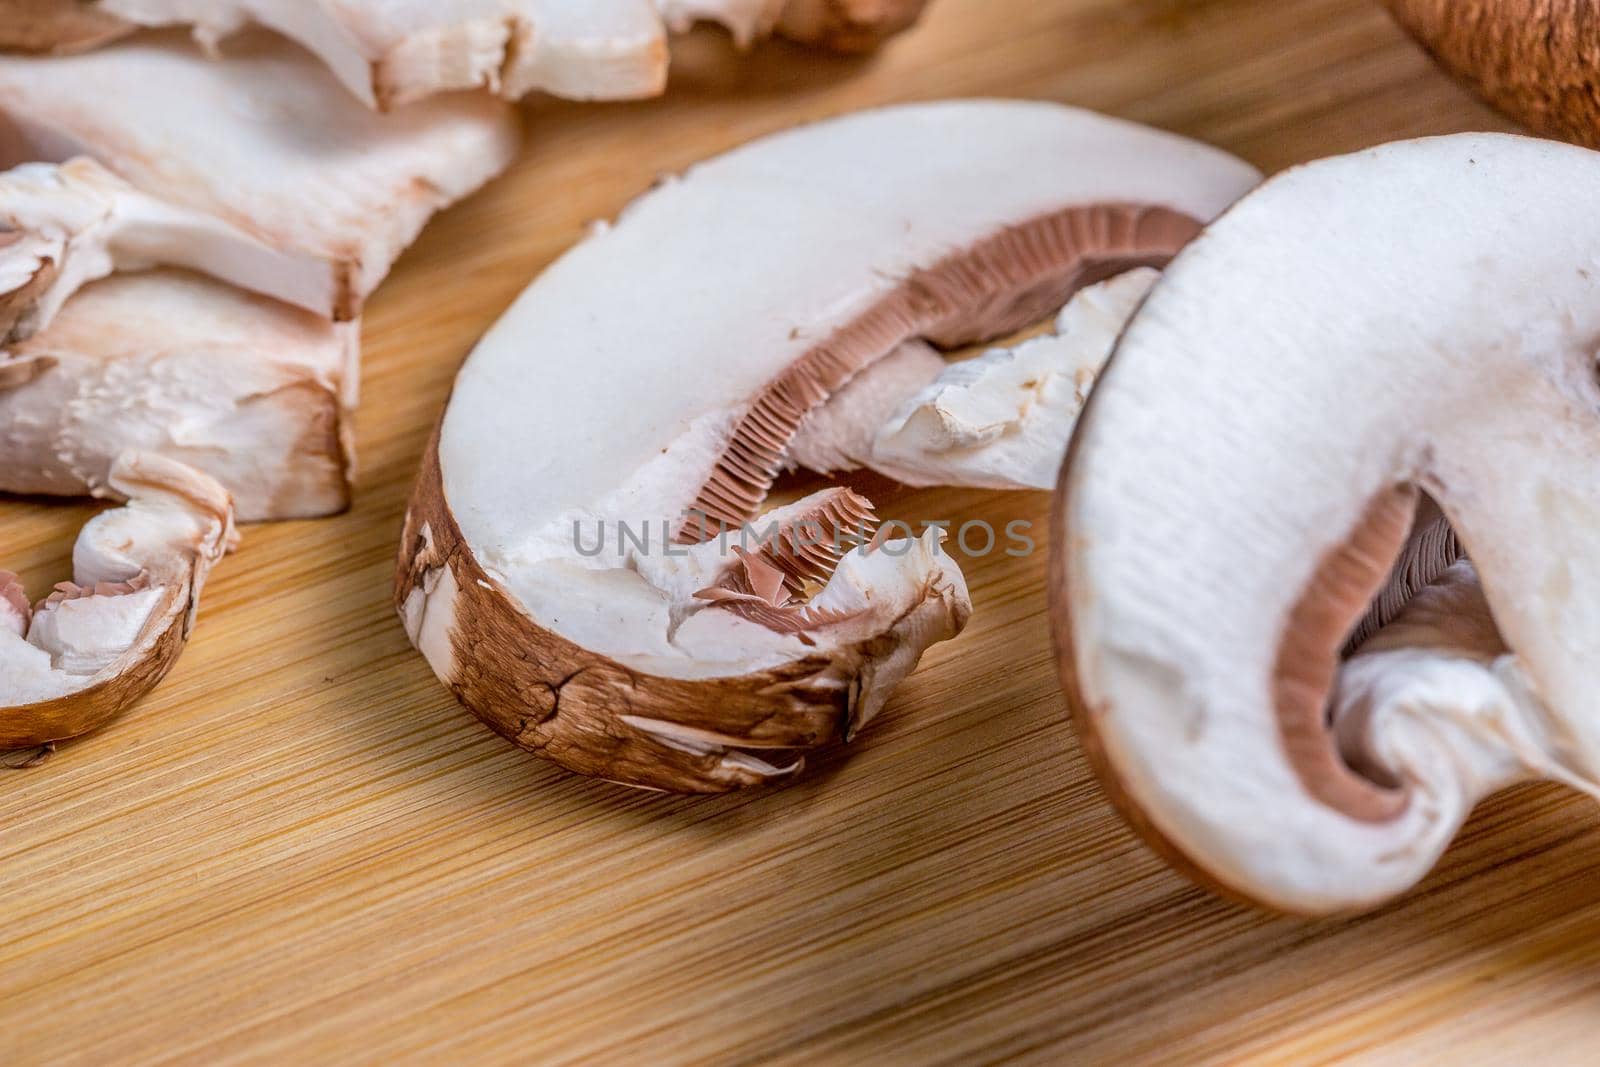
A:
[1383,0,1600,147]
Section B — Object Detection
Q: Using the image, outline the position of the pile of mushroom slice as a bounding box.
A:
[5,0,930,109]
[0,28,523,751]
[1053,133,1600,914]
[398,100,1260,792]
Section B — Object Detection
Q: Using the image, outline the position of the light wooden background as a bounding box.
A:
[6,1,1597,1063]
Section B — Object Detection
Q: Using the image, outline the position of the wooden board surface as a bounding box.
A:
[5,1,1598,1063]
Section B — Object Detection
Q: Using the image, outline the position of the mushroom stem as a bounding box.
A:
[1338,560,1600,804]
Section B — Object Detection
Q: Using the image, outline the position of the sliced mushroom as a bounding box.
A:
[78,0,669,109]
[0,31,520,315]
[1052,133,1600,913]
[2,269,357,521]
[1,157,348,341]
[2,0,928,110]
[1383,0,1600,148]
[397,100,1259,792]
[1,451,235,750]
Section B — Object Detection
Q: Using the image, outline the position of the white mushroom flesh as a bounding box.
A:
[440,102,1254,678]
[0,31,520,313]
[1,268,358,520]
[0,157,343,339]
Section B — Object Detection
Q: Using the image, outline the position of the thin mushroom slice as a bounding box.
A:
[0,157,344,341]
[5,0,927,110]
[1,269,358,521]
[0,31,520,316]
[1,451,235,750]
[85,0,669,110]
[788,267,1160,490]
[1053,133,1600,914]
[397,100,1258,792]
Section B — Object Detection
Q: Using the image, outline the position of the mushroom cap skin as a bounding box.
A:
[3,0,930,110]
[400,100,1259,792]
[1,157,347,338]
[1,269,358,521]
[0,451,235,749]
[0,30,520,316]
[1052,133,1600,914]
[1382,0,1600,148]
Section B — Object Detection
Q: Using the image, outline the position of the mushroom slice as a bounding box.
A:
[0,158,345,341]
[8,0,926,110]
[84,0,668,109]
[0,31,520,316]
[1,451,235,750]
[1053,133,1600,914]
[1,269,358,521]
[788,267,1159,490]
[397,100,1259,792]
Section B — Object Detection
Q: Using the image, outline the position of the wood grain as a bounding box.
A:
[5,1,1598,1063]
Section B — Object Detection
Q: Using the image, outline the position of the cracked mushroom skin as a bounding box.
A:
[0,451,234,749]
[1052,133,1600,914]
[0,30,520,315]
[1,269,358,521]
[1,0,930,110]
[1383,0,1600,148]
[396,100,1259,792]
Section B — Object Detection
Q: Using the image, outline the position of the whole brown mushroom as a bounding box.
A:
[1383,0,1600,146]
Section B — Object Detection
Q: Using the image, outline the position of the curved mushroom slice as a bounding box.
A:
[397,100,1259,792]
[1,269,357,521]
[1,158,346,342]
[1053,133,1600,914]
[1,451,235,750]
[0,31,520,315]
[788,267,1159,490]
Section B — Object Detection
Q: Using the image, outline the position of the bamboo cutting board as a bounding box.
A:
[5,1,1598,1063]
